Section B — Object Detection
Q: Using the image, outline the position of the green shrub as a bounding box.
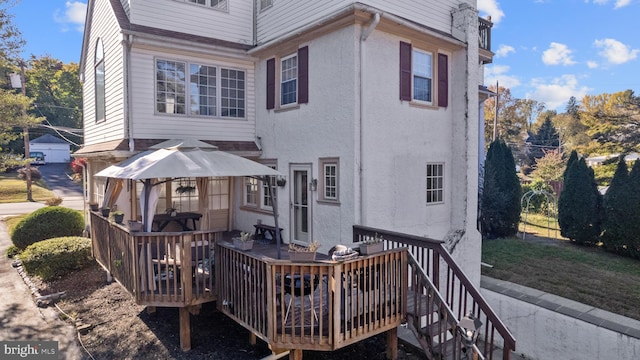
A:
[20,237,92,281]
[11,206,84,250]
[6,244,20,258]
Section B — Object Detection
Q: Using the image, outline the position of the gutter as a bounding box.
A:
[357,12,380,226]
[123,34,134,152]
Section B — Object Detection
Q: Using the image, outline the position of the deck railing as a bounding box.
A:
[216,242,407,352]
[353,225,515,360]
[89,212,217,307]
[479,17,492,52]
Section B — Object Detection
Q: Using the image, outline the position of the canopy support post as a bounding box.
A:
[265,176,281,259]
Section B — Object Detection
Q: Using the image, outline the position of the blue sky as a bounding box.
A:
[479,0,640,111]
[9,1,640,112]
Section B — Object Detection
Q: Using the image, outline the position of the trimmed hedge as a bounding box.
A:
[20,236,92,281]
[11,206,84,250]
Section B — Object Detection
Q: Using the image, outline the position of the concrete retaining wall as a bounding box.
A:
[481,277,640,360]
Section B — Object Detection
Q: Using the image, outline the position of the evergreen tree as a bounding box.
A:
[626,160,640,258]
[526,116,560,170]
[558,157,602,245]
[601,156,629,252]
[563,150,578,178]
[481,140,521,238]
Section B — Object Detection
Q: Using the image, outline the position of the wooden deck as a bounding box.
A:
[90,215,515,359]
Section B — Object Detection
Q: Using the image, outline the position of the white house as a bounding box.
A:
[76,2,503,355]
[29,134,71,163]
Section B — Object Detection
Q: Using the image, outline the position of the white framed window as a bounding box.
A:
[412,49,432,103]
[156,60,186,114]
[280,54,297,106]
[243,163,277,213]
[190,64,216,116]
[426,163,444,204]
[319,158,339,202]
[260,0,273,11]
[221,68,245,118]
[244,177,258,207]
[184,0,227,10]
[261,164,277,211]
[156,59,245,118]
[94,39,105,123]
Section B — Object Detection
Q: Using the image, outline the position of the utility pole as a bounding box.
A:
[492,80,499,142]
[19,61,33,201]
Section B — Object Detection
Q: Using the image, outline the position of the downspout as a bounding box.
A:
[357,12,380,225]
[123,34,134,152]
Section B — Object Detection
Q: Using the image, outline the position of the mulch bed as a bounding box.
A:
[31,261,426,359]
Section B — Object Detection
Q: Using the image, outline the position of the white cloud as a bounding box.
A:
[542,42,577,66]
[588,0,632,8]
[614,0,632,8]
[587,61,599,69]
[53,1,87,32]
[528,75,591,110]
[594,38,639,64]
[484,64,521,90]
[477,0,505,24]
[495,45,515,58]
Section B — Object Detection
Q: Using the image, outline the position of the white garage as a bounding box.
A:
[29,134,71,163]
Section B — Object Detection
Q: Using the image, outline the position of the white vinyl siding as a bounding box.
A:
[129,0,252,45]
[256,0,463,45]
[129,48,256,141]
[82,0,126,146]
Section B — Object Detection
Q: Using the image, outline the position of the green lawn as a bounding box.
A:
[518,212,567,240]
[0,173,55,203]
[482,237,640,321]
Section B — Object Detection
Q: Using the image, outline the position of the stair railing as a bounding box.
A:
[354,225,515,360]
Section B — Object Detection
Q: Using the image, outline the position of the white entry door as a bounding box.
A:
[290,164,312,245]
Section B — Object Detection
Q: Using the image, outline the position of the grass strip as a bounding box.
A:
[482,238,640,321]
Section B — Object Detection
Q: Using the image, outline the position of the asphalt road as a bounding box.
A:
[0,163,84,358]
[0,163,85,217]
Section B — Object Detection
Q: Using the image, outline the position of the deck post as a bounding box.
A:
[290,349,303,360]
[179,307,191,351]
[385,327,398,360]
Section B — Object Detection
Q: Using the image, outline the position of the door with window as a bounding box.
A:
[290,165,312,245]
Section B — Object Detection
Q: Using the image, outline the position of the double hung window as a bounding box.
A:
[280,54,298,106]
[399,42,448,107]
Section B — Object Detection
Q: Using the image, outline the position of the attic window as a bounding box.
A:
[185,0,227,11]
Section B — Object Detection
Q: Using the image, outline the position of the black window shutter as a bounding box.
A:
[438,53,448,108]
[298,46,309,104]
[399,42,412,101]
[266,58,275,110]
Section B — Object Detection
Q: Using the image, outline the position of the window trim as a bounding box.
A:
[155,57,246,119]
[94,38,105,123]
[179,0,228,11]
[259,0,273,11]
[426,163,445,205]
[319,157,340,204]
